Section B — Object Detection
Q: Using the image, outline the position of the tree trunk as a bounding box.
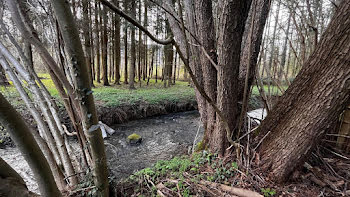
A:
[102,6,109,86]
[50,0,110,194]
[129,0,136,89]
[193,0,217,148]
[123,0,128,84]
[258,0,350,182]
[82,0,94,87]
[163,21,173,88]
[114,0,121,84]
[0,93,61,196]
[95,2,101,83]
[213,0,251,155]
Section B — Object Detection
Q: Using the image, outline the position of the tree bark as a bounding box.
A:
[163,21,173,88]
[114,0,121,84]
[82,0,94,87]
[95,2,101,83]
[102,5,110,86]
[50,0,110,195]
[129,0,136,89]
[123,0,129,84]
[213,0,251,155]
[193,0,217,148]
[259,0,350,182]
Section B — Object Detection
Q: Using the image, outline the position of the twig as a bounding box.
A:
[192,120,202,153]
[253,131,271,151]
[322,146,350,160]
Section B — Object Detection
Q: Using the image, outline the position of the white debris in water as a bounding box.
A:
[99,121,116,138]
[247,108,267,124]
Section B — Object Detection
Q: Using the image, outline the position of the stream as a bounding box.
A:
[0,111,202,193]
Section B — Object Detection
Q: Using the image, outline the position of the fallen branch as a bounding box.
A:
[199,180,263,197]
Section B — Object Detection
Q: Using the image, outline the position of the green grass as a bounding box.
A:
[92,79,195,107]
[0,73,286,109]
[0,73,196,108]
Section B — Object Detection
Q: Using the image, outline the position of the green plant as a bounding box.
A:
[261,188,276,197]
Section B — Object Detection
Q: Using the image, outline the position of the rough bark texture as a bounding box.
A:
[259,0,350,182]
[82,0,94,87]
[193,0,217,148]
[238,0,271,100]
[50,0,109,195]
[181,0,207,139]
[214,0,251,155]
[0,93,61,196]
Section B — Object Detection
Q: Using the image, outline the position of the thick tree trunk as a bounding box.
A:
[213,0,251,155]
[258,0,350,182]
[193,0,217,148]
[0,93,61,196]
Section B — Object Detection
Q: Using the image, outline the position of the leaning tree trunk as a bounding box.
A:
[0,93,61,197]
[258,0,350,182]
[50,0,110,195]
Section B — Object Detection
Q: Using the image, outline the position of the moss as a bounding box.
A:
[127,133,141,140]
[195,140,207,151]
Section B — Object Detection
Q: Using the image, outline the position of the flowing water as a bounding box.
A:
[0,111,202,193]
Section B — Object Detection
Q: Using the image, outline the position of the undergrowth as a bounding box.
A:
[114,151,269,197]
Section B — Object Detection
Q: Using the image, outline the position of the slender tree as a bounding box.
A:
[95,2,101,83]
[102,5,110,86]
[114,0,121,84]
[50,0,110,194]
[123,0,129,84]
[129,0,136,89]
[82,0,94,87]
